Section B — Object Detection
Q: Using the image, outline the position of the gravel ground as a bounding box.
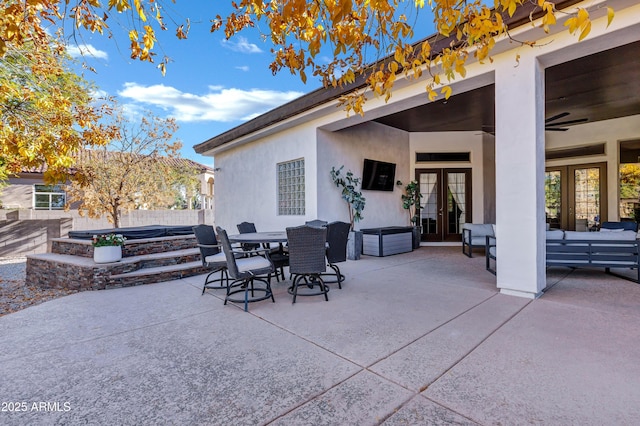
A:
[0,257,77,317]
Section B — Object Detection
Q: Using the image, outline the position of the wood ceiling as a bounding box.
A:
[374,41,640,132]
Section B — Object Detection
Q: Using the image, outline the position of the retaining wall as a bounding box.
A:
[0,209,214,256]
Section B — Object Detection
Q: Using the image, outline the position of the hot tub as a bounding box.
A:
[68,225,196,240]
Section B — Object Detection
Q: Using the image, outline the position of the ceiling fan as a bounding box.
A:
[480,112,589,134]
[544,112,589,131]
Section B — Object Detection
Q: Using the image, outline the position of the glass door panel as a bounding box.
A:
[446,172,467,238]
[573,167,601,231]
[419,171,440,241]
[545,170,563,229]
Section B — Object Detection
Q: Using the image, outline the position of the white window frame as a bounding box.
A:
[33,184,66,210]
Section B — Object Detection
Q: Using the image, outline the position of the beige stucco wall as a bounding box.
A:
[212,123,321,232]
[317,121,410,229]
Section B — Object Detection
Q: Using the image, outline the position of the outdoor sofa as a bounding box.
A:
[486,227,640,283]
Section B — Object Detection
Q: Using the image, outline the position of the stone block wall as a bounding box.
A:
[0,209,214,256]
[50,235,199,258]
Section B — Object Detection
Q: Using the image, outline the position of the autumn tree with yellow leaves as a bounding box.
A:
[0,1,116,184]
[0,1,613,175]
[66,106,199,228]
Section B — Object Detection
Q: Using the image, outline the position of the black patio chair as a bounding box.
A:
[216,226,275,312]
[192,225,229,294]
[237,221,260,253]
[238,221,289,281]
[323,221,350,289]
[305,219,328,227]
[286,225,329,303]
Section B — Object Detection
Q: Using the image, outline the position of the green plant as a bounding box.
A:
[397,180,423,226]
[330,166,366,230]
[92,234,126,247]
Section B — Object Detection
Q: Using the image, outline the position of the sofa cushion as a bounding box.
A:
[546,230,565,240]
[563,230,637,241]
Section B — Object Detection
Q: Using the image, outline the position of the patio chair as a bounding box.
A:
[237,221,289,281]
[462,223,495,257]
[286,225,329,303]
[305,219,328,227]
[322,221,350,289]
[192,225,229,294]
[216,226,276,312]
[237,221,260,253]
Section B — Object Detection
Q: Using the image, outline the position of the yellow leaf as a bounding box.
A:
[578,21,591,41]
[441,86,452,100]
[607,7,614,28]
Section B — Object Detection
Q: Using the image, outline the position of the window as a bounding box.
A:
[278,159,305,215]
[416,152,470,162]
[34,185,66,210]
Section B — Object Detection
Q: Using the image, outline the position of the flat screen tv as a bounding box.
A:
[362,158,396,191]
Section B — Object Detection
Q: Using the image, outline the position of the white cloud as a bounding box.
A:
[67,44,108,60]
[117,83,303,123]
[236,65,250,72]
[220,36,263,54]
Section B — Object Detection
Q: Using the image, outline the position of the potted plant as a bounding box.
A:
[330,166,366,259]
[92,233,126,263]
[397,180,423,249]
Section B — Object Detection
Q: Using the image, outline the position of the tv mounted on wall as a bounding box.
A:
[362,158,396,191]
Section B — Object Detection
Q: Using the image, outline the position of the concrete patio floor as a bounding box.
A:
[1,247,639,425]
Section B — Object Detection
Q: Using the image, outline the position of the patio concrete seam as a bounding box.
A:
[370,392,425,425]
[251,314,367,369]
[365,293,500,370]
[262,369,365,425]
[419,394,485,425]
[420,298,534,392]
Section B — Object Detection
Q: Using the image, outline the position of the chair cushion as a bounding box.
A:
[204,252,227,264]
[236,256,271,273]
[463,223,495,237]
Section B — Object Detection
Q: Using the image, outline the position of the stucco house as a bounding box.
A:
[194,0,640,299]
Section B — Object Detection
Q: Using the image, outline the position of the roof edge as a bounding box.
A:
[193,0,583,155]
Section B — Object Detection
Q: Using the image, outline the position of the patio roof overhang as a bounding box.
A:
[195,2,640,154]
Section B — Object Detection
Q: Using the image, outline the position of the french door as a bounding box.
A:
[545,162,607,231]
[417,169,472,242]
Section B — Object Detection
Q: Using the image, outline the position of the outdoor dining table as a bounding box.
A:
[227,231,288,245]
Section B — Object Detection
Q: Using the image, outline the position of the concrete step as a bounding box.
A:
[108,260,208,288]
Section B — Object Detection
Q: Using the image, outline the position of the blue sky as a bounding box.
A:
[63,2,435,167]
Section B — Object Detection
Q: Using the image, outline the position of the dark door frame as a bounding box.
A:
[545,162,608,231]
[416,168,472,242]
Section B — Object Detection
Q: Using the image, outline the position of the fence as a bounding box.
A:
[0,209,215,256]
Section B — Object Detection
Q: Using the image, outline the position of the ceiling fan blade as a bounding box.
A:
[545,127,569,131]
[545,112,570,123]
[548,118,589,126]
